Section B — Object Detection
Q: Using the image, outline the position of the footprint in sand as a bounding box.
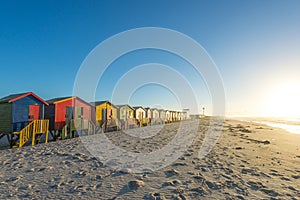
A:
[145,192,166,200]
[162,179,182,187]
[165,169,179,177]
[127,180,145,190]
[260,188,279,197]
[72,170,88,178]
[172,193,189,200]
[172,162,187,167]
[205,180,220,190]
[190,187,207,196]
[246,180,265,190]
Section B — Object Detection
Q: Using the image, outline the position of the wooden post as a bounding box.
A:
[45,127,48,144]
[32,121,35,146]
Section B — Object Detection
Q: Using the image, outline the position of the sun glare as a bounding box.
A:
[264,82,300,118]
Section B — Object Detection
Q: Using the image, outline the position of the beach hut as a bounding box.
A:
[133,106,146,121]
[170,111,176,122]
[179,112,183,120]
[91,101,118,132]
[116,104,134,120]
[176,111,181,121]
[181,111,187,120]
[165,110,171,123]
[179,112,182,121]
[133,106,148,126]
[175,111,180,122]
[182,109,190,120]
[159,109,166,123]
[0,92,49,147]
[151,108,160,125]
[45,96,94,139]
[116,104,136,129]
[144,107,152,124]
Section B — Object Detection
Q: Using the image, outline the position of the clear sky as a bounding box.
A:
[1,0,300,117]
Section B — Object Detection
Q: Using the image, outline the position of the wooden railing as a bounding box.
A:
[61,119,96,139]
[87,120,96,135]
[12,120,49,148]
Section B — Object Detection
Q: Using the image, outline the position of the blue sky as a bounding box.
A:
[1,1,300,116]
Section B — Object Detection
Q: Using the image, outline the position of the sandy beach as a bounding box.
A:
[0,118,299,199]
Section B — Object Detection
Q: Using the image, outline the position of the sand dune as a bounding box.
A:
[0,118,299,199]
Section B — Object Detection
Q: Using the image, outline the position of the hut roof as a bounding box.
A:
[47,96,91,106]
[90,100,117,108]
[0,92,48,105]
[47,96,73,104]
[115,104,135,110]
[133,106,146,111]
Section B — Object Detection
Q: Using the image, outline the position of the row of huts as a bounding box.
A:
[0,92,188,147]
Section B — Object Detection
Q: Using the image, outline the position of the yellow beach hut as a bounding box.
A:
[91,101,118,132]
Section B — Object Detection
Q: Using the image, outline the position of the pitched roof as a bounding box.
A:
[90,100,117,108]
[0,92,48,105]
[133,106,146,111]
[47,96,73,104]
[47,96,92,106]
[0,93,27,103]
[115,104,135,110]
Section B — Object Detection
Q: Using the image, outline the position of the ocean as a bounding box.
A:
[234,116,300,135]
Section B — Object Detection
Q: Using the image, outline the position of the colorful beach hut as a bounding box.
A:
[145,107,152,125]
[116,104,134,121]
[174,111,179,121]
[144,107,152,119]
[165,110,171,123]
[45,96,94,139]
[91,101,118,132]
[176,111,181,121]
[133,106,146,121]
[151,108,160,125]
[181,111,188,120]
[0,92,49,147]
[170,111,176,122]
[159,109,166,123]
[116,104,136,129]
[133,106,148,126]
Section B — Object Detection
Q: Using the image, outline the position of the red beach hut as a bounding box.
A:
[45,96,94,139]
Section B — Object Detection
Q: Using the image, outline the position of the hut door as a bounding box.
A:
[65,106,74,122]
[29,105,40,122]
[102,109,107,121]
[76,107,83,119]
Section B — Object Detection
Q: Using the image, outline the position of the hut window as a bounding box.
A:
[77,107,83,118]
